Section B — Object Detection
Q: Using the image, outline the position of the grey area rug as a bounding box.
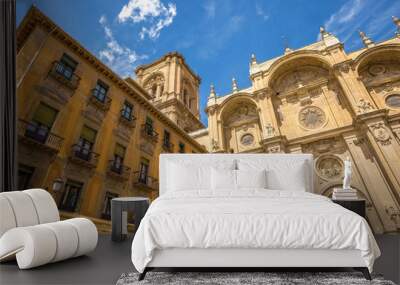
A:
[116,272,396,285]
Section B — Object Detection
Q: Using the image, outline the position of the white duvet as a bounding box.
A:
[131,190,380,273]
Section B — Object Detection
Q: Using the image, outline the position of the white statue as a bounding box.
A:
[343,157,352,190]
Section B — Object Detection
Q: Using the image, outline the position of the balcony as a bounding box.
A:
[140,124,158,143]
[162,141,174,153]
[48,61,80,90]
[18,119,64,153]
[88,89,112,112]
[119,111,136,129]
[107,160,131,180]
[69,144,100,168]
[132,171,158,190]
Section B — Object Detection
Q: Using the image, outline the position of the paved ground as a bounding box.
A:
[0,234,399,285]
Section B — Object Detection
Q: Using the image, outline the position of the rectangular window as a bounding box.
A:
[76,125,97,161]
[25,103,58,143]
[18,164,35,190]
[121,101,133,121]
[163,130,170,147]
[56,53,78,80]
[145,116,154,135]
[139,158,149,184]
[112,144,126,173]
[179,142,185,153]
[59,179,83,212]
[101,191,119,220]
[93,80,109,103]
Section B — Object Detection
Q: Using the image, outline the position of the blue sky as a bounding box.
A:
[17,0,400,126]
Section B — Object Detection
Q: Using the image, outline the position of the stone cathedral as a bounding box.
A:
[189,21,400,234]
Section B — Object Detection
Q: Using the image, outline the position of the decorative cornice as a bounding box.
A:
[135,51,201,84]
[17,6,206,152]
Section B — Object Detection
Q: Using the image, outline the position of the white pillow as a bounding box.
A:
[211,168,236,190]
[168,163,210,191]
[236,169,267,189]
[266,161,307,191]
[238,159,308,191]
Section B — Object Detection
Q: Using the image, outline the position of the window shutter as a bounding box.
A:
[33,103,58,127]
[80,126,97,143]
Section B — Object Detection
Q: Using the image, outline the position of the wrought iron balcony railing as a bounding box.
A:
[48,61,81,90]
[107,160,131,180]
[119,110,136,128]
[18,119,64,152]
[69,144,100,168]
[140,124,158,143]
[132,171,158,190]
[88,89,112,111]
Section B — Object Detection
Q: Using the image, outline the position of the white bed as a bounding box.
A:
[131,154,380,280]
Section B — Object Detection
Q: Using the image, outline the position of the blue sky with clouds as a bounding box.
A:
[17,0,400,126]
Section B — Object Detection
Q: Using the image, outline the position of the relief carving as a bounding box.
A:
[265,123,275,137]
[370,122,392,145]
[224,105,258,127]
[273,66,328,95]
[316,155,343,180]
[356,98,374,114]
[298,106,326,129]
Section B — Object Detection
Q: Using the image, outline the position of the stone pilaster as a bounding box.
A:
[342,131,399,232]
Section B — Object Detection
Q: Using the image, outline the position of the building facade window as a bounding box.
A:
[179,142,185,153]
[139,158,150,184]
[56,53,78,80]
[75,125,97,161]
[121,101,134,121]
[145,116,154,135]
[385,94,400,108]
[101,191,119,220]
[18,164,35,190]
[183,89,188,106]
[26,103,58,143]
[93,80,109,103]
[59,180,83,212]
[112,144,126,173]
[163,130,170,147]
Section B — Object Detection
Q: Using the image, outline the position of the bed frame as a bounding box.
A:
[138,154,372,281]
[138,248,370,280]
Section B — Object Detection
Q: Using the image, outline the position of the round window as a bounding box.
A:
[241,134,254,146]
[386,95,400,109]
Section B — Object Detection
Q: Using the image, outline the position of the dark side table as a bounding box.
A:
[111,197,149,242]
[332,199,366,218]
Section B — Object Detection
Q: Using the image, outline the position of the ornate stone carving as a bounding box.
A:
[370,122,392,145]
[316,155,343,180]
[240,133,254,146]
[225,105,258,126]
[211,139,220,151]
[273,66,328,95]
[298,106,326,129]
[357,98,374,114]
[360,61,400,87]
[265,123,275,137]
[267,145,281,153]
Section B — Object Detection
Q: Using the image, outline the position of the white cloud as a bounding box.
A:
[255,2,269,21]
[118,0,177,40]
[98,16,148,77]
[322,0,365,42]
[203,1,216,19]
[319,0,398,47]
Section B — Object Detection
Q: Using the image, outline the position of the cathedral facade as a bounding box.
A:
[191,22,400,233]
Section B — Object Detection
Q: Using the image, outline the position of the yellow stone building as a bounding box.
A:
[191,24,400,233]
[16,7,205,225]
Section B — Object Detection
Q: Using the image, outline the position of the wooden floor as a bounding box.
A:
[0,234,399,285]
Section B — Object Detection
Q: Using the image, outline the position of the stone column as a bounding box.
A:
[343,131,399,232]
[256,89,280,139]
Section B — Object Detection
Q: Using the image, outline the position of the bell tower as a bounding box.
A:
[135,52,204,132]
